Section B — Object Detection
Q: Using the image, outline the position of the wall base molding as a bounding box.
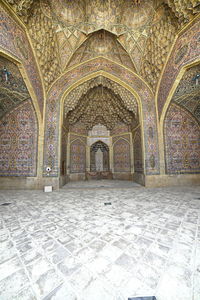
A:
[144,174,200,187]
[0,173,199,190]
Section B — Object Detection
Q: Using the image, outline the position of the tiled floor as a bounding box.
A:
[0,180,200,300]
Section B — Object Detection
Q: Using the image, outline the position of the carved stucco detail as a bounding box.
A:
[64,76,138,117]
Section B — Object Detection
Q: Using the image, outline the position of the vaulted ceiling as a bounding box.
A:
[64,76,139,130]
[66,86,136,130]
[4,0,200,91]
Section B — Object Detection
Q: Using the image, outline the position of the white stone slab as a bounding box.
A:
[44,186,52,192]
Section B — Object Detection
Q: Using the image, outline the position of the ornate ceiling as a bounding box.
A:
[66,86,135,130]
[4,0,200,90]
[67,30,136,71]
[64,76,138,130]
[64,76,138,115]
[172,64,200,122]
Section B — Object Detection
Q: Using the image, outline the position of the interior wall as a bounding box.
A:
[0,55,38,177]
[0,5,44,114]
[0,101,38,177]
[60,126,68,176]
[113,138,131,172]
[164,103,200,174]
[69,137,86,176]
[133,126,143,173]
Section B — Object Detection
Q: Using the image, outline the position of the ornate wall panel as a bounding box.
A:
[0,6,44,113]
[69,121,88,136]
[141,4,177,90]
[60,127,68,176]
[111,123,130,135]
[0,101,38,176]
[70,138,86,174]
[27,1,60,90]
[171,64,200,123]
[133,127,143,173]
[0,56,30,118]
[112,134,130,145]
[164,103,200,174]
[158,17,200,118]
[113,138,131,173]
[43,58,160,177]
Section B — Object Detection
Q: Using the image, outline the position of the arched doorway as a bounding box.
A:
[61,76,143,181]
[90,141,109,172]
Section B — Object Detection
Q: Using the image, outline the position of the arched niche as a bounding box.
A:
[90,141,110,172]
[43,57,160,179]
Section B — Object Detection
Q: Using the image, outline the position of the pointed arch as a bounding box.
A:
[43,57,160,177]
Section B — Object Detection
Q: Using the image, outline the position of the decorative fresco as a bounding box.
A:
[164,103,200,174]
[113,138,131,173]
[171,64,200,123]
[133,127,143,173]
[0,56,29,119]
[70,138,86,173]
[158,18,200,118]
[0,101,38,176]
[43,58,160,176]
[0,6,44,113]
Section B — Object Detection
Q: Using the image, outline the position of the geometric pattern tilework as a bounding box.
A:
[60,127,68,176]
[0,7,44,113]
[133,127,143,173]
[158,18,200,118]
[172,64,200,123]
[111,122,130,136]
[70,138,86,174]
[0,101,38,176]
[164,103,200,174]
[113,138,131,173]
[44,58,159,176]
[0,56,29,119]
[69,121,88,136]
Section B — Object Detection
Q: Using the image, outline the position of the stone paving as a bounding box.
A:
[0,180,200,300]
